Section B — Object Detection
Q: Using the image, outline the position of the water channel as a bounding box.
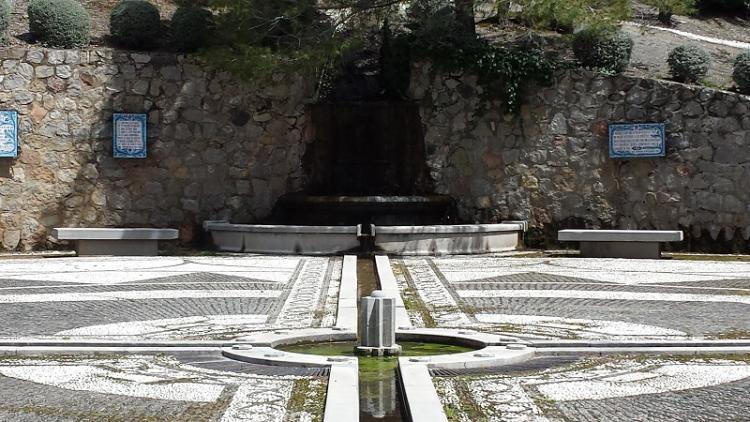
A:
[280,256,475,421]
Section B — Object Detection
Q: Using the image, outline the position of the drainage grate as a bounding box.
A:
[430,356,580,377]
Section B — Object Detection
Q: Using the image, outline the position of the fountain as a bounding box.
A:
[203,102,527,255]
[356,290,401,356]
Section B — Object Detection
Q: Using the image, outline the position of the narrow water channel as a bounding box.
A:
[279,257,474,421]
[356,255,405,422]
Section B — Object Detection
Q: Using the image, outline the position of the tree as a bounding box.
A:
[509,0,631,32]
[454,0,476,34]
[641,0,696,24]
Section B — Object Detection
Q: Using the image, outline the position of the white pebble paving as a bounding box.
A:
[459,290,750,305]
[0,256,303,284]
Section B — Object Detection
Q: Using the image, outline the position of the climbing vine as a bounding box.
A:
[384,3,560,113]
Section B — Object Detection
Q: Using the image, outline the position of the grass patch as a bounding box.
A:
[452,379,487,421]
[401,286,437,328]
[666,253,750,262]
[710,329,750,339]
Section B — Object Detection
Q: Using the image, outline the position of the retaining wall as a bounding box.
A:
[0,46,313,251]
[411,65,750,251]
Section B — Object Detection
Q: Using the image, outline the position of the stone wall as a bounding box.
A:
[0,46,313,251]
[3,45,750,252]
[411,64,750,251]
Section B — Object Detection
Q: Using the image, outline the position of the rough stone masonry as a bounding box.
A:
[2,45,750,251]
[0,46,314,251]
[411,64,750,250]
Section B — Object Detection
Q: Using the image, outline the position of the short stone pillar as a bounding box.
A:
[356,290,401,356]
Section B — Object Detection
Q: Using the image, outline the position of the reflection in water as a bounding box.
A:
[278,341,475,421]
[359,357,400,421]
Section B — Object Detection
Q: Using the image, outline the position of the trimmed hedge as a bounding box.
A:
[28,0,90,48]
[668,44,711,83]
[733,50,750,93]
[171,6,213,52]
[572,27,633,73]
[110,0,161,49]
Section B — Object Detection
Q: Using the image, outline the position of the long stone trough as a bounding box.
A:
[203,221,360,254]
[373,222,526,255]
[203,221,527,255]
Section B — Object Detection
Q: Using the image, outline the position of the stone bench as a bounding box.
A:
[558,229,683,259]
[52,228,179,256]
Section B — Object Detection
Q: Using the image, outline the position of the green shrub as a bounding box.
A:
[171,6,213,52]
[510,0,631,33]
[733,50,750,93]
[668,44,711,83]
[110,0,161,49]
[572,27,633,73]
[696,0,750,16]
[0,0,10,41]
[28,0,90,48]
[641,0,697,23]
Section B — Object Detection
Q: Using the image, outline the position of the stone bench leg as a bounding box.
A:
[579,241,661,259]
[76,240,159,256]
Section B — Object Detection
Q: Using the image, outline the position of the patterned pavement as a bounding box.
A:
[2,255,750,421]
[394,257,750,339]
[0,256,340,421]
[395,256,750,421]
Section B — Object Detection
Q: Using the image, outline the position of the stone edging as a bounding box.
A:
[334,255,358,331]
[375,255,412,328]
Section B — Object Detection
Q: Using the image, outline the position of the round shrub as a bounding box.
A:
[171,6,213,52]
[0,0,10,41]
[667,44,711,83]
[110,0,161,49]
[27,0,90,48]
[572,28,634,73]
[733,50,750,93]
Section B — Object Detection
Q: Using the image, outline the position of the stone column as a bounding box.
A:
[356,290,402,356]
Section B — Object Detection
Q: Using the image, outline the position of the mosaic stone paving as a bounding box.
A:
[396,256,750,421]
[0,256,339,421]
[434,355,750,422]
[0,353,326,422]
[394,257,750,339]
[0,256,342,338]
[3,255,750,421]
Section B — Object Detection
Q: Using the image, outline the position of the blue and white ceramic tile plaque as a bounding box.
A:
[113,113,147,158]
[0,110,19,158]
[609,123,666,158]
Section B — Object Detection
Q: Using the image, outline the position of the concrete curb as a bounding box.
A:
[0,346,221,357]
[222,345,359,422]
[335,255,358,331]
[402,346,536,370]
[530,339,750,348]
[375,255,412,328]
[233,328,356,348]
[538,346,750,356]
[323,364,359,422]
[222,346,357,368]
[396,328,524,348]
[0,340,232,348]
[399,362,448,422]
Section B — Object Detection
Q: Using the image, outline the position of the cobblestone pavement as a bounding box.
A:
[0,256,339,421]
[434,355,750,422]
[0,353,327,422]
[395,256,750,421]
[394,257,750,339]
[0,256,342,338]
